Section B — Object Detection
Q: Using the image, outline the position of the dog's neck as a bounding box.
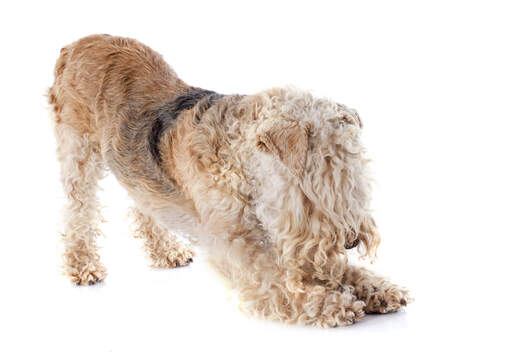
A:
[148,87,224,165]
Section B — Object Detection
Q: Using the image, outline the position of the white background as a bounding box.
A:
[1,1,511,352]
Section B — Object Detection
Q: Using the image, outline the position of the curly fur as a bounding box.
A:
[48,34,411,327]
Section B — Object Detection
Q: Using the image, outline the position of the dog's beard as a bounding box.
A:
[298,145,380,259]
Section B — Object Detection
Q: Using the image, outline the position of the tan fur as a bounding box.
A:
[129,207,194,268]
[48,34,411,327]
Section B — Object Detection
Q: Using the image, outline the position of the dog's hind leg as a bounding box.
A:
[343,264,412,313]
[130,208,194,268]
[51,111,107,285]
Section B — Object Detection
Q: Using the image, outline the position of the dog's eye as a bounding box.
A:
[256,140,268,151]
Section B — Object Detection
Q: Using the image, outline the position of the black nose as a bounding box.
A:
[345,237,359,250]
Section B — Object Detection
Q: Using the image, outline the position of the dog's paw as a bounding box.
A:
[66,262,107,286]
[151,243,194,269]
[364,286,412,314]
[331,298,366,327]
[307,288,366,327]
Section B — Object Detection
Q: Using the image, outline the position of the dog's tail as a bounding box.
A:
[47,44,70,109]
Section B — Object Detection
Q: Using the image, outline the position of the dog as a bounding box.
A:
[48,34,411,327]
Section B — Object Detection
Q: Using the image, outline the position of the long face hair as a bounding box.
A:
[251,88,380,288]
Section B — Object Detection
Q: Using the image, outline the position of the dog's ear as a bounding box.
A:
[257,121,310,176]
[336,103,363,128]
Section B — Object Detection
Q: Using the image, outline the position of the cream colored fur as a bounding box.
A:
[48,34,411,327]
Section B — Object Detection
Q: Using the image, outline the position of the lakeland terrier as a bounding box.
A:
[48,34,411,327]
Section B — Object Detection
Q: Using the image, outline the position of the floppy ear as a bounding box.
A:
[257,121,309,176]
[336,103,363,128]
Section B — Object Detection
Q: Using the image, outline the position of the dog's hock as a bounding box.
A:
[256,121,309,176]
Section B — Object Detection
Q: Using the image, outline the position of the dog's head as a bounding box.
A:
[249,87,380,262]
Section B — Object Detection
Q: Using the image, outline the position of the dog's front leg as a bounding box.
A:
[212,237,365,327]
[342,264,412,314]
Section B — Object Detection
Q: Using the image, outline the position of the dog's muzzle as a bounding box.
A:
[344,237,359,250]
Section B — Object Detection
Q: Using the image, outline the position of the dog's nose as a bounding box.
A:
[344,237,359,250]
